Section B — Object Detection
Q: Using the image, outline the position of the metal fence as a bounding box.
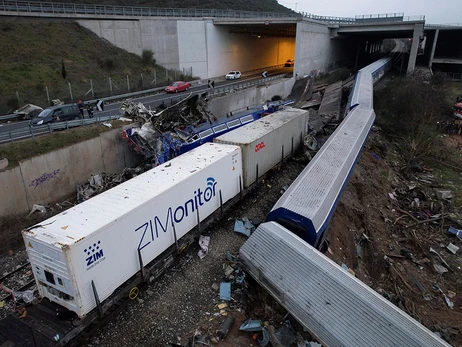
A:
[0,114,120,143]
[1,67,193,115]
[0,0,426,25]
[0,73,290,143]
[0,0,299,18]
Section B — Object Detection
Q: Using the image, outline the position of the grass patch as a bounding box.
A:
[0,120,126,168]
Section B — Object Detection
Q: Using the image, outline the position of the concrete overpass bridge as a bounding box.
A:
[1,1,459,79]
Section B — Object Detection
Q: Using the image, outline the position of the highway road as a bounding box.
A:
[0,68,292,136]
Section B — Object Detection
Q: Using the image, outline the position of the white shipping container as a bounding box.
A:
[214,107,308,188]
[22,143,242,317]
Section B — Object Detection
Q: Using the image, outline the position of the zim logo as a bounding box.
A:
[84,241,105,268]
[255,141,265,152]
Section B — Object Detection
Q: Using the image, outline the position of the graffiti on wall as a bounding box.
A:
[30,169,61,189]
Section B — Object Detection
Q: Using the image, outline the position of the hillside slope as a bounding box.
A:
[0,1,292,113]
[0,18,173,114]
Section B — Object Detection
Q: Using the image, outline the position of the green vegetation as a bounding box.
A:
[0,19,194,114]
[0,0,291,114]
[375,75,453,168]
[0,121,125,167]
[315,68,351,85]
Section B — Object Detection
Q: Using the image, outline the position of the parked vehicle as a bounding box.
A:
[165,81,191,93]
[29,104,82,126]
[225,71,241,80]
[284,59,294,67]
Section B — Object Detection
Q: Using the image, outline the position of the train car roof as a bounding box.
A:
[240,221,451,347]
[269,106,375,232]
[23,143,240,246]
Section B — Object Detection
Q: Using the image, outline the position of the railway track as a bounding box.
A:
[0,261,35,302]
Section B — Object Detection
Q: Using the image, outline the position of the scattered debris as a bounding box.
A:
[274,320,296,346]
[433,284,454,309]
[197,235,210,260]
[433,263,449,275]
[27,204,47,216]
[76,166,149,202]
[429,247,450,270]
[435,190,452,201]
[240,319,263,332]
[102,122,113,128]
[448,226,462,240]
[234,217,256,237]
[446,243,459,255]
[219,282,231,301]
[216,315,235,341]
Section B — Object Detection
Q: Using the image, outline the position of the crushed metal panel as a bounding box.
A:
[239,222,450,347]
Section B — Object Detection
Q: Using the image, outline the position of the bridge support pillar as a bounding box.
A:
[428,29,439,69]
[407,23,424,74]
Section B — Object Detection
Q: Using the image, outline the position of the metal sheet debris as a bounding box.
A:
[27,204,47,216]
[433,263,448,275]
[234,217,255,237]
[433,284,454,309]
[435,190,452,201]
[219,282,231,301]
[76,166,148,202]
[275,320,296,346]
[197,235,210,259]
[446,243,459,254]
[448,226,462,240]
[239,319,263,332]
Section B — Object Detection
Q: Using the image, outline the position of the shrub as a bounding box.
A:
[141,49,155,66]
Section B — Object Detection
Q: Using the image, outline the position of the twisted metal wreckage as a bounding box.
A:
[119,92,289,165]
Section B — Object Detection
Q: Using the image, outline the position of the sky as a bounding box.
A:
[278,0,460,25]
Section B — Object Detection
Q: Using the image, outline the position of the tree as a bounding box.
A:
[61,59,67,80]
[141,49,155,66]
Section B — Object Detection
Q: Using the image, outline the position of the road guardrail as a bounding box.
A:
[0,73,291,143]
[0,115,120,144]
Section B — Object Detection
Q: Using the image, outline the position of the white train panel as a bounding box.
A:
[240,222,451,347]
[214,107,308,188]
[23,143,243,317]
[266,106,375,247]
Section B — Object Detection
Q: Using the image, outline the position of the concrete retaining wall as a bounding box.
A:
[0,128,140,218]
[208,78,295,118]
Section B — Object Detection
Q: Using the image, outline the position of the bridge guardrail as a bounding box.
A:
[0,115,120,144]
[0,0,426,25]
[0,0,299,18]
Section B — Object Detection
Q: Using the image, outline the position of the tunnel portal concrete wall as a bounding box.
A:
[0,127,140,218]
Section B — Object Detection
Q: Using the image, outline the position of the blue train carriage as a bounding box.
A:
[266,106,376,248]
[349,57,392,111]
[178,100,293,155]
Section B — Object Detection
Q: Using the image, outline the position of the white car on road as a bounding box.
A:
[225,71,241,80]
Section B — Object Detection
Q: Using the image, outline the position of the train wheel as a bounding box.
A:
[128,286,140,300]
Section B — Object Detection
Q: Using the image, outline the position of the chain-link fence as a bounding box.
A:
[1,67,194,114]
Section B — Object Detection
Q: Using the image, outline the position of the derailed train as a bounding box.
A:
[10,57,396,345]
[21,107,309,319]
[240,57,451,346]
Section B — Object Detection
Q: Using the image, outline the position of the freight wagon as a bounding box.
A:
[22,107,305,319]
[214,107,308,188]
[23,143,242,317]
